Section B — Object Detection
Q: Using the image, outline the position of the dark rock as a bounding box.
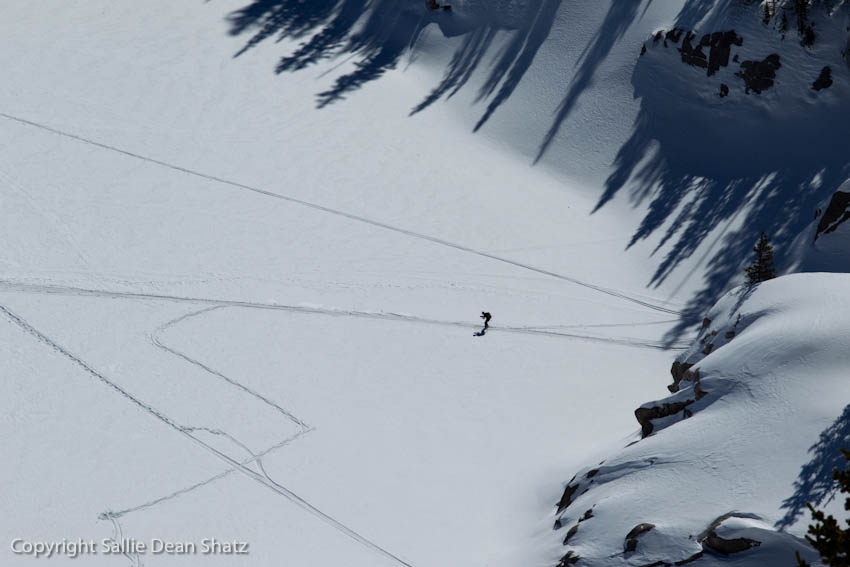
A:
[719,83,729,97]
[624,523,656,552]
[564,524,579,544]
[668,362,693,392]
[442,4,452,11]
[641,43,647,56]
[735,53,781,94]
[585,468,599,479]
[557,551,580,566]
[725,331,735,339]
[654,30,664,43]
[636,400,695,437]
[699,512,763,556]
[580,508,593,522]
[703,534,761,555]
[557,483,579,513]
[706,30,743,76]
[733,53,739,62]
[694,378,707,401]
[665,28,684,44]
[553,518,562,530]
[813,66,833,91]
[701,318,712,329]
[679,32,708,68]
[815,191,850,240]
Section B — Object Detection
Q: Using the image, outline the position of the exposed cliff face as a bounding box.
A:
[815,190,850,240]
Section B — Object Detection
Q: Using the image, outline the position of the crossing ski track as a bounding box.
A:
[0,110,687,567]
[151,305,312,433]
[0,111,682,317]
[0,302,417,567]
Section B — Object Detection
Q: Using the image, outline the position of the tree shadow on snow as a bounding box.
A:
[228,0,429,107]
[226,0,566,117]
[591,3,850,346]
[226,0,850,346]
[776,404,850,530]
[535,0,651,161]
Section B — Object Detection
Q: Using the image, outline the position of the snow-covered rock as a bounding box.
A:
[554,273,850,566]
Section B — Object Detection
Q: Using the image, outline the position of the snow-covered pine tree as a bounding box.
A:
[745,232,777,285]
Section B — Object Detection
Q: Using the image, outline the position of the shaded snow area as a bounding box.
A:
[1,1,850,567]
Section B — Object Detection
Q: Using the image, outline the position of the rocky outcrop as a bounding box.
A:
[665,28,684,44]
[635,399,695,437]
[703,533,760,555]
[815,190,850,240]
[678,30,742,75]
[735,53,781,94]
[679,32,708,69]
[705,30,743,75]
[639,366,708,437]
[812,66,833,91]
[624,523,655,552]
[699,513,762,556]
[556,479,579,513]
[556,550,579,566]
[668,362,692,392]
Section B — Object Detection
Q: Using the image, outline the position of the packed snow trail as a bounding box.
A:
[0,111,681,317]
[0,280,687,349]
[0,303,416,567]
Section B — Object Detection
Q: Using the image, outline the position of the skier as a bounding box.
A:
[480,311,492,330]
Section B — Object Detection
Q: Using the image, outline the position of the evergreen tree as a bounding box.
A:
[744,232,777,285]
[796,449,850,566]
[795,0,810,35]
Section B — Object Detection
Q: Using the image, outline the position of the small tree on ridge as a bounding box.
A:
[745,232,777,285]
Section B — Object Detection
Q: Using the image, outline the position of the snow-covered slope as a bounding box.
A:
[553,273,850,566]
[0,2,692,567]
[1,1,849,566]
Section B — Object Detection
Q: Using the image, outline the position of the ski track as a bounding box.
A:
[101,514,142,567]
[0,110,689,567]
[0,303,416,567]
[0,111,682,316]
[0,280,688,350]
[151,306,311,432]
[101,429,309,521]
